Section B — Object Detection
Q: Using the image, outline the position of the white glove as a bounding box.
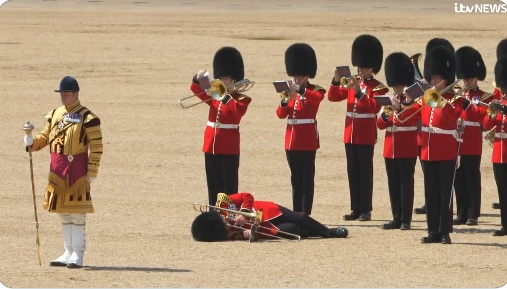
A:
[24,135,33,146]
[87,176,96,183]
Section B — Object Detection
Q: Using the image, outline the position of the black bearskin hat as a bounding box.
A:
[497,38,507,60]
[213,47,244,81]
[351,34,383,74]
[425,38,455,54]
[455,46,486,81]
[285,43,317,78]
[424,46,456,83]
[495,57,507,88]
[191,211,228,242]
[384,52,415,87]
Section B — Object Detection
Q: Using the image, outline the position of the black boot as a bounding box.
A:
[414,204,426,214]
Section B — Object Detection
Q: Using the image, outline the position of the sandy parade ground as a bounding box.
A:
[1,0,507,287]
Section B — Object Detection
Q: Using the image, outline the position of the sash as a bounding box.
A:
[49,106,90,146]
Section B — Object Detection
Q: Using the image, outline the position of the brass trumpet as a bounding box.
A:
[280,90,296,103]
[339,73,361,87]
[179,79,255,109]
[383,106,394,117]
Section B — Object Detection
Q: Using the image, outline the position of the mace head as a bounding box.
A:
[22,121,34,133]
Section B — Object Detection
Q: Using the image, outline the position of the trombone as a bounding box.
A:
[397,79,461,123]
[179,79,255,109]
[193,203,301,241]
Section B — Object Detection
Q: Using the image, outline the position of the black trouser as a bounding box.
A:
[417,145,425,207]
[493,163,507,228]
[385,157,417,225]
[345,144,374,214]
[422,160,456,236]
[204,153,239,206]
[285,150,316,215]
[270,205,330,238]
[454,155,482,221]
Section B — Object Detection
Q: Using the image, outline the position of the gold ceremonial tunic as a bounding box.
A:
[30,100,103,213]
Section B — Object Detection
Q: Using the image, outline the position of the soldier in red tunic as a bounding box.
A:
[420,46,466,244]
[275,43,326,215]
[452,46,492,226]
[377,52,419,230]
[189,47,252,206]
[492,39,507,210]
[191,192,348,241]
[414,38,456,215]
[483,57,507,237]
[328,34,389,221]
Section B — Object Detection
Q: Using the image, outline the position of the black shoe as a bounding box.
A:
[492,202,501,209]
[358,212,371,221]
[49,261,67,267]
[414,205,426,214]
[400,223,411,230]
[441,235,452,244]
[421,233,441,243]
[382,221,401,230]
[329,227,348,238]
[493,228,506,236]
[66,263,82,269]
[453,218,466,225]
[343,212,360,221]
[466,219,478,226]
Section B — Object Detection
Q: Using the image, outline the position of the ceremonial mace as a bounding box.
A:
[22,121,42,266]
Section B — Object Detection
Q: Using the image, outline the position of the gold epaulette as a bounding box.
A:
[373,83,388,92]
[44,109,55,120]
[313,85,325,92]
[481,92,495,102]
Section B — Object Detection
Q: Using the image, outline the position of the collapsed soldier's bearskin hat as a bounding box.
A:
[384,52,415,87]
[496,39,507,60]
[351,34,383,74]
[213,47,244,81]
[425,38,455,54]
[455,46,486,81]
[285,43,317,78]
[191,211,228,242]
[495,57,507,88]
[424,46,456,83]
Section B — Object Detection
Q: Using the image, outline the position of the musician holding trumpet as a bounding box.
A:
[328,34,389,222]
[275,43,326,215]
[419,46,466,244]
[452,46,492,227]
[191,192,348,242]
[483,57,507,237]
[189,47,252,206]
[376,52,421,230]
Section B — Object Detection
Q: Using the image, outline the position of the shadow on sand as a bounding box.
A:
[84,266,191,272]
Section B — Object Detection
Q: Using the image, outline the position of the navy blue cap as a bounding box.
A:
[54,76,80,92]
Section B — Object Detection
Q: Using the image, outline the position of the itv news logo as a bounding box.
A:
[454,1,507,13]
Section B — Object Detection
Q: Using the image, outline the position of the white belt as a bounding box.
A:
[463,121,480,127]
[345,112,376,119]
[207,121,239,129]
[421,126,457,138]
[495,132,507,139]
[287,119,315,125]
[386,126,417,132]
